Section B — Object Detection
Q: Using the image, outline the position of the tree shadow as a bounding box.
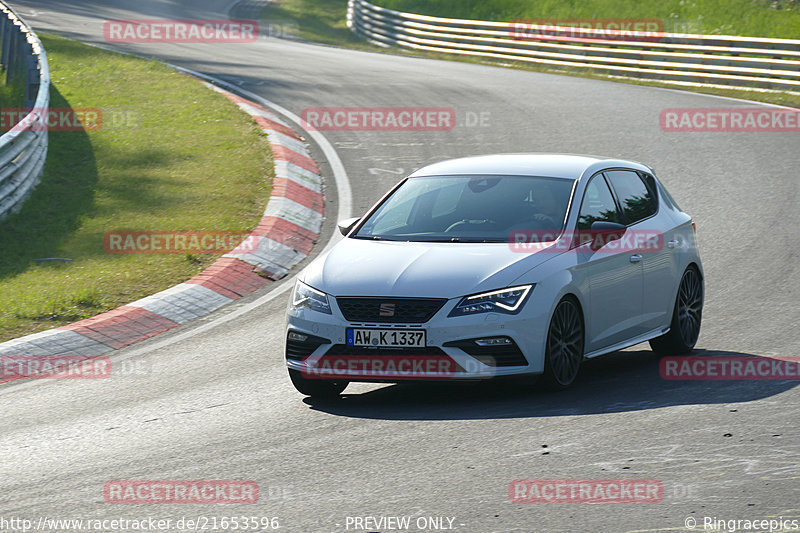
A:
[301,348,798,420]
[0,84,97,280]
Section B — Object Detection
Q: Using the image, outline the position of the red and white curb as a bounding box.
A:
[0,84,323,361]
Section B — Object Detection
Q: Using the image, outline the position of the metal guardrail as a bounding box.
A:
[347,0,800,93]
[0,1,49,221]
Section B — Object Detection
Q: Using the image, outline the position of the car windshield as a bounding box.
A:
[353,175,575,242]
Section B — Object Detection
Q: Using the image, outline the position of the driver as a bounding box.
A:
[531,185,562,228]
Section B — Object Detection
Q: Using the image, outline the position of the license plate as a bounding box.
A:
[346,328,426,348]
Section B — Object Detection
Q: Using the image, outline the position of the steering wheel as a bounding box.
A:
[529,213,558,228]
[444,219,499,233]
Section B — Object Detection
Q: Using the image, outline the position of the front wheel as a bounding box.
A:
[288,369,348,398]
[540,297,585,390]
[650,266,703,355]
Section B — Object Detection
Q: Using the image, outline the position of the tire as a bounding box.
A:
[288,369,348,398]
[540,297,585,390]
[649,266,703,356]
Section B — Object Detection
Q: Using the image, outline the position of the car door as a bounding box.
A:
[574,172,645,353]
[605,170,676,333]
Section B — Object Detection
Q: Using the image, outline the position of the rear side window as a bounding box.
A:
[605,170,657,224]
[577,175,621,230]
[653,176,682,211]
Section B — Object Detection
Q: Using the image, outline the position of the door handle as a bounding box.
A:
[667,239,679,249]
[629,254,642,263]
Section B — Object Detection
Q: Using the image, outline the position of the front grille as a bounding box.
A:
[335,297,447,323]
[285,331,331,360]
[443,338,528,367]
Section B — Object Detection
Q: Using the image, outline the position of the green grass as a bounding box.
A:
[0,56,26,109]
[0,34,272,342]
[0,77,25,110]
[375,0,800,38]
[262,0,369,47]
[261,0,800,108]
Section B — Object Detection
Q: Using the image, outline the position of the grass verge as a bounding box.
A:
[375,0,800,39]
[261,0,800,108]
[0,73,25,109]
[0,33,272,343]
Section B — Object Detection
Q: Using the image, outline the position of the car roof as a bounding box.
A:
[407,153,653,180]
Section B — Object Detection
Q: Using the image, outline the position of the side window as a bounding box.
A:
[577,175,621,230]
[650,174,681,211]
[606,170,657,224]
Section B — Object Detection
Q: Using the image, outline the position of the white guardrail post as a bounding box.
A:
[0,1,49,221]
[348,0,800,93]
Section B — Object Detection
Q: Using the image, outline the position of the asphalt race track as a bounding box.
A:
[2,1,799,531]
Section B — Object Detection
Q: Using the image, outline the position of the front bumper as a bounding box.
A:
[285,296,550,382]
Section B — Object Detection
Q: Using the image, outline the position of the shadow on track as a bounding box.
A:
[301,348,798,420]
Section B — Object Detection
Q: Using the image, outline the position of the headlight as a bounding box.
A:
[291,280,331,314]
[448,285,533,317]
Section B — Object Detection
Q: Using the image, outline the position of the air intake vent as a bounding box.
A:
[285,331,330,360]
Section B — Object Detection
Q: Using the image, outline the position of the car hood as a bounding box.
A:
[301,237,556,299]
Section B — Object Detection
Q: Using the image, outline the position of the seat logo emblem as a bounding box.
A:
[379,303,396,317]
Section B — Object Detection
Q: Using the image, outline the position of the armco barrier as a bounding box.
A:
[347,0,800,93]
[0,1,49,220]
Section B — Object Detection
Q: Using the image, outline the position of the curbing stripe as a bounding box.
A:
[59,306,179,351]
[274,160,322,193]
[272,177,324,213]
[0,329,111,356]
[251,216,318,255]
[235,100,283,123]
[254,115,301,140]
[270,144,320,174]
[224,235,307,278]
[185,257,273,299]
[127,283,234,324]
[263,196,323,234]
[266,130,310,155]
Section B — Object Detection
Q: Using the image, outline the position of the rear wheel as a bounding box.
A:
[288,369,348,398]
[541,297,585,390]
[650,266,703,355]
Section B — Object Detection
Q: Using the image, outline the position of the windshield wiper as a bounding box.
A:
[354,235,506,243]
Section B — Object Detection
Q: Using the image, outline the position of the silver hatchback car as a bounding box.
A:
[286,154,703,397]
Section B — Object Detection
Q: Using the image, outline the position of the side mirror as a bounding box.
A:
[337,217,361,236]
[587,221,627,249]
[573,221,627,250]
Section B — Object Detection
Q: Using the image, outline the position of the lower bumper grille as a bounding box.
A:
[317,345,466,375]
[325,344,447,356]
